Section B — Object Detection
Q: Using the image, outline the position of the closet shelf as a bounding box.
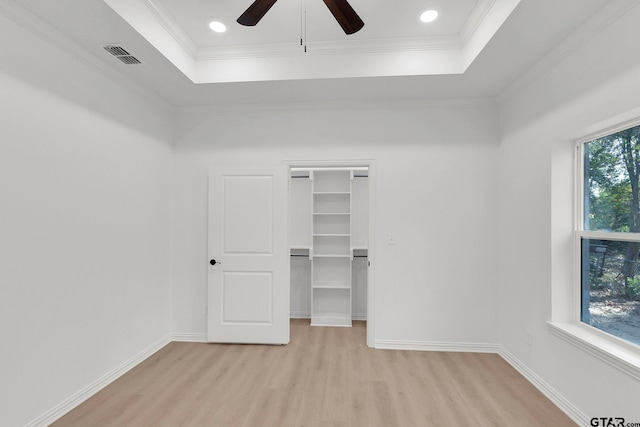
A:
[313,212,350,216]
[312,281,351,289]
[313,191,351,195]
[310,315,352,327]
[312,254,351,258]
[308,168,356,328]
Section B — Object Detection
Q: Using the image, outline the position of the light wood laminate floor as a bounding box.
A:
[52,320,575,427]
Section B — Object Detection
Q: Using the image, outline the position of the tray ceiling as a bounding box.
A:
[103,0,521,83]
[3,0,624,107]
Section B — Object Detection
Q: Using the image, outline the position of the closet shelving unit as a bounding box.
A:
[310,169,354,327]
[290,166,368,326]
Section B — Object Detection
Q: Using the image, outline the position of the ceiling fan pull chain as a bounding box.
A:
[300,0,307,52]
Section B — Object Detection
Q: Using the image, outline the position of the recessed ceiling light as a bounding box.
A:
[420,10,439,23]
[209,21,227,33]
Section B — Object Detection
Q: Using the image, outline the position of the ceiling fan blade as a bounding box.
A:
[322,0,364,35]
[237,0,279,26]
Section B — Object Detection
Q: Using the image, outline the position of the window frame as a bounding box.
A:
[555,125,640,379]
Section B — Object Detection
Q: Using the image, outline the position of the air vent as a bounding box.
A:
[102,45,142,65]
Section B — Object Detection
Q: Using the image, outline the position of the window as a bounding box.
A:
[580,124,640,347]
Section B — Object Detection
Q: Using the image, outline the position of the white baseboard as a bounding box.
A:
[290,313,367,321]
[497,346,588,426]
[373,339,587,425]
[290,311,310,319]
[25,334,172,427]
[375,339,499,353]
[25,334,587,427]
[172,332,207,342]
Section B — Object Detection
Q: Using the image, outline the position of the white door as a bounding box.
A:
[207,165,289,344]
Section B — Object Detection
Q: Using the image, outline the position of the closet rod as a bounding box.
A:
[290,254,368,257]
[290,175,368,178]
[290,167,368,172]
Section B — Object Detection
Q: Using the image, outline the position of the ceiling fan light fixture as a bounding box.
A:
[237,0,363,34]
[209,21,227,33]
[420,9,439,23]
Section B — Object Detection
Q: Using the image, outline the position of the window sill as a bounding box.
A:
[548,321,640,381]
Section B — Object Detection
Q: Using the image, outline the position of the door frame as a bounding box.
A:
[285,159,376,348]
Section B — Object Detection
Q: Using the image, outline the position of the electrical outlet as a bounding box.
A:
[387,233,397,245]
[526,330,533,347]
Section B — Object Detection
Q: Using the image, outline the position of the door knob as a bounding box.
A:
[210,259,221,266]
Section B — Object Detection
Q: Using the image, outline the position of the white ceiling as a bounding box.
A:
[157,0,480,46]
[101,0,522,83]
[6,0,628,107]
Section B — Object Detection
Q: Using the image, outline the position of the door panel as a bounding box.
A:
[222,272,272,323]
[223,176,273,254]
[208,165,289,344]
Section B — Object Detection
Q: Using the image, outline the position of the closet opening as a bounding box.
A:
[288,163,374,346]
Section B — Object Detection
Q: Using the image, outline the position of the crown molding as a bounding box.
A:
[143,0,463,61]
[459,0,496,46]
[105,0,521,83]
[497,0,640,103]
[196,35,462,60]
[176,97,497,116]
[138,0,198,58]
[0,0,174,113]
[304,35,461,55]
[197,42,303,60]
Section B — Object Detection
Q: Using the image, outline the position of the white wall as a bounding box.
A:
[171,103,500,346]
[11,1,640,425]
[0,13,173,427]
[498,3,640,421]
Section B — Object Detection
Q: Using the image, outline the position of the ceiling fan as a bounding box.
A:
[237,0,364,35]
